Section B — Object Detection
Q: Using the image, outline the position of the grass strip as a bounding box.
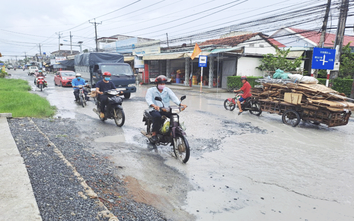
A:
[0,78,56,117]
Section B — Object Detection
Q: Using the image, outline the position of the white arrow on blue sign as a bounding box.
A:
[311,47,336,70]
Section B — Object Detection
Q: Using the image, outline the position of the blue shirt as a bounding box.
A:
[72,78,86,90]
[145,86,180,110]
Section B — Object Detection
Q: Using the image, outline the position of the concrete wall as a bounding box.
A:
[237,57,263,77]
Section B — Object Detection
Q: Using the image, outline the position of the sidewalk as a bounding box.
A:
[0,115,42,221]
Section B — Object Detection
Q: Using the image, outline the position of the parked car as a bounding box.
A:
[54,71,76,87]
[7,65,13,70]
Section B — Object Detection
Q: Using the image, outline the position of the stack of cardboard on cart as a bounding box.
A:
[251,80,354,112]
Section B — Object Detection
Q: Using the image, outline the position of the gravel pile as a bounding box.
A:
[8,117,166,221]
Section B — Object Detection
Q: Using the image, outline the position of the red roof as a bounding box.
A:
[200,33,260,47]
[289,27,354,47]
[267,38,286,48]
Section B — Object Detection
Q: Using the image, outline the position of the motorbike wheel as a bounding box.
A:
[114,108,125,127]
[249,100,262,116]
[224,99,236,111]
[40,84,43,91]
[80,96,85,107]
[173,134,190,163]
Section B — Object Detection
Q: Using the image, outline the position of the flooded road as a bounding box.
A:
[10,70,354,220]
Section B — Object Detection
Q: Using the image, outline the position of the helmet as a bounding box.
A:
[38,70,42,73]
[241,76,247,80]
[103,72,111,77]
[155,75,167,84]
[76,73,81,77]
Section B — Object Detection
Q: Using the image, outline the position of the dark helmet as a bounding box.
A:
[241,76,247,80]
[155,75,167,84]
[103,72,111,77]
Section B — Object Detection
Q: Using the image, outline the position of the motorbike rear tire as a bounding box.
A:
[224,99,236,111]
[173,134,190,163]
[40,84,43,91]
[249,100,262,116]
[114,108,125,127]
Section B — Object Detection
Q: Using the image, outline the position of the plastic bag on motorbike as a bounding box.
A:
[108,96,122,104]
[161,120,170,134]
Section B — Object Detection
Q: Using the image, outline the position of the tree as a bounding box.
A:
[339,43,354,79]
[256,48,303,72]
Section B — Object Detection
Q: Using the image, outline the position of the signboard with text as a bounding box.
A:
[311,48,336,70]
[198,55,207,67]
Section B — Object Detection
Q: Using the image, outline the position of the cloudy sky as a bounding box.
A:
[1,0,353,61]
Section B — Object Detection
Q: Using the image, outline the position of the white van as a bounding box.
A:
[29,66,38,75]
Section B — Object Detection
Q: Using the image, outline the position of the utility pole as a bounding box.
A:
[39,44,42,56]
[312,0,331,78]
[318,0,331,48]
[166,33,169,49]
[70,31,73,54]
[89,19,102,52]
[56,32,63,51]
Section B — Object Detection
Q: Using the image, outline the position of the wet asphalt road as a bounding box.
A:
[7,69,354,221]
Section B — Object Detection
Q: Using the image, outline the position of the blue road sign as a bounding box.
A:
[311,48,336,70]
[198,55,207,67]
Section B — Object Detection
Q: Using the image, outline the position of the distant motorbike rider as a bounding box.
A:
[233,76,252,115]
[72,73,88,101]
[96,72,123,119]
[145,75,187,143]
[34,70,45,84]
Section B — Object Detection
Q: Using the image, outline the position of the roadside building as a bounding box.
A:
[142,32,285,89]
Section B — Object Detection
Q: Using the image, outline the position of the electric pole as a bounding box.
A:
[56,32,63,51]
[318,0,331,48]
[70,31,73,54]
[166,33,169,49]
[89,19,102,52]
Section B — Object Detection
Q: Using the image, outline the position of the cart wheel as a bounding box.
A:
[282,110,300,127]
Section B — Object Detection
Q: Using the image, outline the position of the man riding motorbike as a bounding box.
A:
[34,70,45,84]
[72,73,88,101]
[145,75,187,143]
[96,72,123,119]
[233,76,252,115]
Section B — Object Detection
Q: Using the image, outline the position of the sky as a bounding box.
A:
[1,0,353,62]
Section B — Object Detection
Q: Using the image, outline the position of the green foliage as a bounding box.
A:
[339,43,354,78]
[256,48,303,72]
[317,78,353,97]
[0,69,8,78]
[0,79,56,117]
[227,76,263,90]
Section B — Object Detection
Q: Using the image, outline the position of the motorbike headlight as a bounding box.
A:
[171,108,180,114]
[62,77,67,80]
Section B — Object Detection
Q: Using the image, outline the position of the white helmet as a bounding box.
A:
[76,73,81,77]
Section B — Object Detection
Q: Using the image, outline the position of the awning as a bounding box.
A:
[143,52,185,60]
[210,47,242,54]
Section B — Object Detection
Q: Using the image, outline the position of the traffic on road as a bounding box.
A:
[7,69,354,221]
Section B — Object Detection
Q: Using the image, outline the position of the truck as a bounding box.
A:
[74,52,136,99]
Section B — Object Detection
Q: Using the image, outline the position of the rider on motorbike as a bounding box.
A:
[96,72,123,119]
[145,75,187,143]
[34,70,45,84]
[72,73,88,101]
[233,76,252,115]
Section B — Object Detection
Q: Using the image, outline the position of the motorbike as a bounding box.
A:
[14,67,16,71]
[224,93,262,116]
[142,95,190,163]
[75,85,90,107]
[36,76,47,91]
[93,89,125,127]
